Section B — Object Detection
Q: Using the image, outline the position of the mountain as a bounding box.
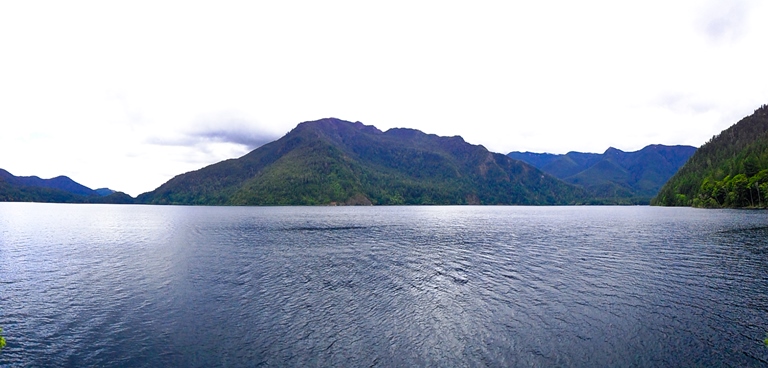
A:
[95,188,116,196]
[652,104,768,208]
[0,169,99,197]
[137,118,587,205]
[0,169,131,204]
[509,144,696,203]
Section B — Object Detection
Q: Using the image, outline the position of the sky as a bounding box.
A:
[2,1,767,197]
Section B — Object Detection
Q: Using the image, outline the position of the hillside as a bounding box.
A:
[653,104,768,208]
[138,118,587,205]
[0,169,130,204]
[509,145,696,203]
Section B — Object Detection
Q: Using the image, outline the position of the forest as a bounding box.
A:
[653,104,768,208]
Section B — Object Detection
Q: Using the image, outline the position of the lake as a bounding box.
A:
[1,203,767,367]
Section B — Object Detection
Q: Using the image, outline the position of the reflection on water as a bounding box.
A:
[1,204,767,367]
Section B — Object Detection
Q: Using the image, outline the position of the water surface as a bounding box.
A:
[1,204,767,366]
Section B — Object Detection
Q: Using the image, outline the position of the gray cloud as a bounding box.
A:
[187,126,278,150]
[696,0,750,43]
[148,113,282,151]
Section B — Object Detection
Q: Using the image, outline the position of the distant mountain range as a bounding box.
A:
[3,118,705,206]
[137,118,587,205]
[0,169,131,204]
[508,145,696,203]
[653,104,768,208]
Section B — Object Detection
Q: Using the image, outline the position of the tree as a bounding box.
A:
[744,155,760,177]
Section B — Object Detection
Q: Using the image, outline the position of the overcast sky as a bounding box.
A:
[2,1,767,196]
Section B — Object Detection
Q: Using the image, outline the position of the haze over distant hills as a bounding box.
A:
[509,145,696,203]
[653,104,768,208]
[137,118,587,205]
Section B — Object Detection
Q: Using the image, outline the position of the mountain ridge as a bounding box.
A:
[137,118,587,205]
[508,144,696,203]
[0,168,129,203]
[3,118,703,206]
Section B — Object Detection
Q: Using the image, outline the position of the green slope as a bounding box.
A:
[565,159,633,198]
[653,104,768,208]
[138,118,587,205]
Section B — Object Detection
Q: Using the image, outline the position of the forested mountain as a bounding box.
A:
[0,169,99,196]
[653,104,768,208]
[509,145,696,203]
[137,118,587,205]
[0,169,131,203]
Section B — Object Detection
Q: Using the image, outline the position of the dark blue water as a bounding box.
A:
[1,203,767,367]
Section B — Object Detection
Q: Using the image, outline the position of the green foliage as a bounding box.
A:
[653,104,768,208]
[139,118,588,205]
[0,327,6,350]
[89,191,135,204]
[0,179,89,203]
[0,181,136,204]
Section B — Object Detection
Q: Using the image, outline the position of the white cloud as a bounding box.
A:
[696,0,750,43]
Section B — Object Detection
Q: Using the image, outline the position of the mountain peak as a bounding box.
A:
[603,147,624,155]
[138,119,587,205]
[296,118,383,136]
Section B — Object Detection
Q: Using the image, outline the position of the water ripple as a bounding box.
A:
[0,204,767,366]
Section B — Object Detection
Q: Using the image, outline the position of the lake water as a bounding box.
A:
[1,203,767,367]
